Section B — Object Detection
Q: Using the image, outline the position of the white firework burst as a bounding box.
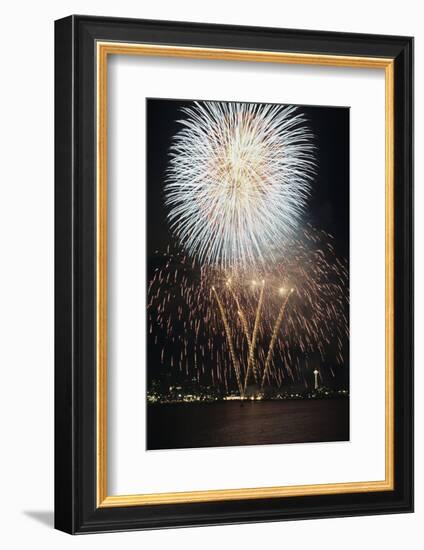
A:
[165,101,315,268]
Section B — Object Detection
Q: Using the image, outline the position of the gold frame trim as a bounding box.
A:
[96,42,395,508]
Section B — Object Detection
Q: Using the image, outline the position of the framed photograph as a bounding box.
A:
[54,15,413,533]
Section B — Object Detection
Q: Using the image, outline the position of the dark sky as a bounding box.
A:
[146,98,349,391]
[147,98,350,263]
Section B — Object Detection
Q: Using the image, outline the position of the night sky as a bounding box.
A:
[146,98,349,392]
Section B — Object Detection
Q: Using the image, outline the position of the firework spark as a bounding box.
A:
[165,101,315,269]
[148,226,349,395]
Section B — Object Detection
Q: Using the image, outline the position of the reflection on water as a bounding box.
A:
[147,398,349,450]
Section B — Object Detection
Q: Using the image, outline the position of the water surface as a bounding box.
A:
[147,398,349,450]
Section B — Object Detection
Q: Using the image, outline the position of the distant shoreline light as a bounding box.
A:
[147,388,349,405]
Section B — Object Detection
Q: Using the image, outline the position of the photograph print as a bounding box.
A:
[146,98,349,451]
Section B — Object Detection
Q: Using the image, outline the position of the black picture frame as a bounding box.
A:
[55,15,413,534]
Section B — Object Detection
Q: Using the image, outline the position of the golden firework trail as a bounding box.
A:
[211,285,244,397]
[261,288,294,388]
[246,279,265,389]
[226,280,254,378]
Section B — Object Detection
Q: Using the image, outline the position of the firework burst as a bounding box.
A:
[148,226,349,395]
[165,101,315,269]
